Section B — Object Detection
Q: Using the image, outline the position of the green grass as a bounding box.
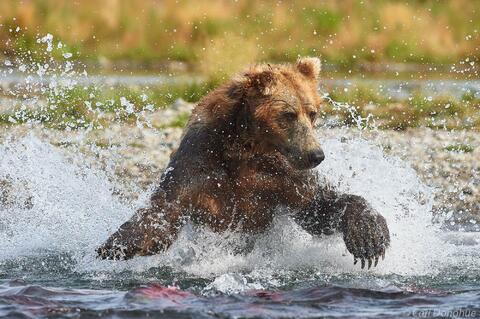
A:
[444,144,475,153]
[0,80,217,129]
[323,84,480,130]
[164,112,190,128]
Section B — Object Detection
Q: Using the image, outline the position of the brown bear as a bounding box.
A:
[97,57,390,269]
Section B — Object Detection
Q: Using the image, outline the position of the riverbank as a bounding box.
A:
[1,74,479,131]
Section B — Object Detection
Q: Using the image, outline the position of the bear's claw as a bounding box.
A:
[96,243,128,260]
[343,211,390,269]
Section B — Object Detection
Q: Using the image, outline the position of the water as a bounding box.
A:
[1,34,480,318]
[0,134,479,318]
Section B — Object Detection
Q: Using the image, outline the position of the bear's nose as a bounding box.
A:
[308,149,325,167]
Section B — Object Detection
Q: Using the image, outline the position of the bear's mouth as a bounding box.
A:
[277,145,325,170]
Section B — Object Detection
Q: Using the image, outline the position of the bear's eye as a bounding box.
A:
[282,111,297,121]
[309,111,317,122]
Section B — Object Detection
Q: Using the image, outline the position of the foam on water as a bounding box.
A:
[1,132,475,294]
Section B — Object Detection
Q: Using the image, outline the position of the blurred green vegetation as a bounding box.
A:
[444,144,475,153]
[0,1,478,132]
[1,80,479,131]
[0,0,479,73]
[325,86,480,130]
[0,81,217,129]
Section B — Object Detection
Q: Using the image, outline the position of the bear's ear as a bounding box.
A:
[245,70,276,95]
[296,57,321,80]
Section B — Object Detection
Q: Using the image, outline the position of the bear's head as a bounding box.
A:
[237,57,324,170]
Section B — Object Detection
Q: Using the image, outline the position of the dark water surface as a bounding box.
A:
[1,252,480,319]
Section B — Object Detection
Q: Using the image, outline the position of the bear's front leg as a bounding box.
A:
[97,200,185,260]
[294,187,390,269]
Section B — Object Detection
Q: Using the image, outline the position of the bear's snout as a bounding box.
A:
[307,149,325,168]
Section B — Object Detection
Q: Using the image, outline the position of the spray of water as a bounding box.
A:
[321,92,377,130]
[0,134,133,259]
[0,134,468,281]
[1,33,157,131]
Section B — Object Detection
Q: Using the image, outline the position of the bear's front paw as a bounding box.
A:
[342,212,390,269]
[96,242,130,260]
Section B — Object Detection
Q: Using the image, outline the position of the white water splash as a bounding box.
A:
[37,33,54,52]
[1,132,470,278]
[318,136,445,275]
[0,135,133,259]
[157,135,455,279]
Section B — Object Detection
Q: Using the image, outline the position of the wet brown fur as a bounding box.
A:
[97,58,390,268]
